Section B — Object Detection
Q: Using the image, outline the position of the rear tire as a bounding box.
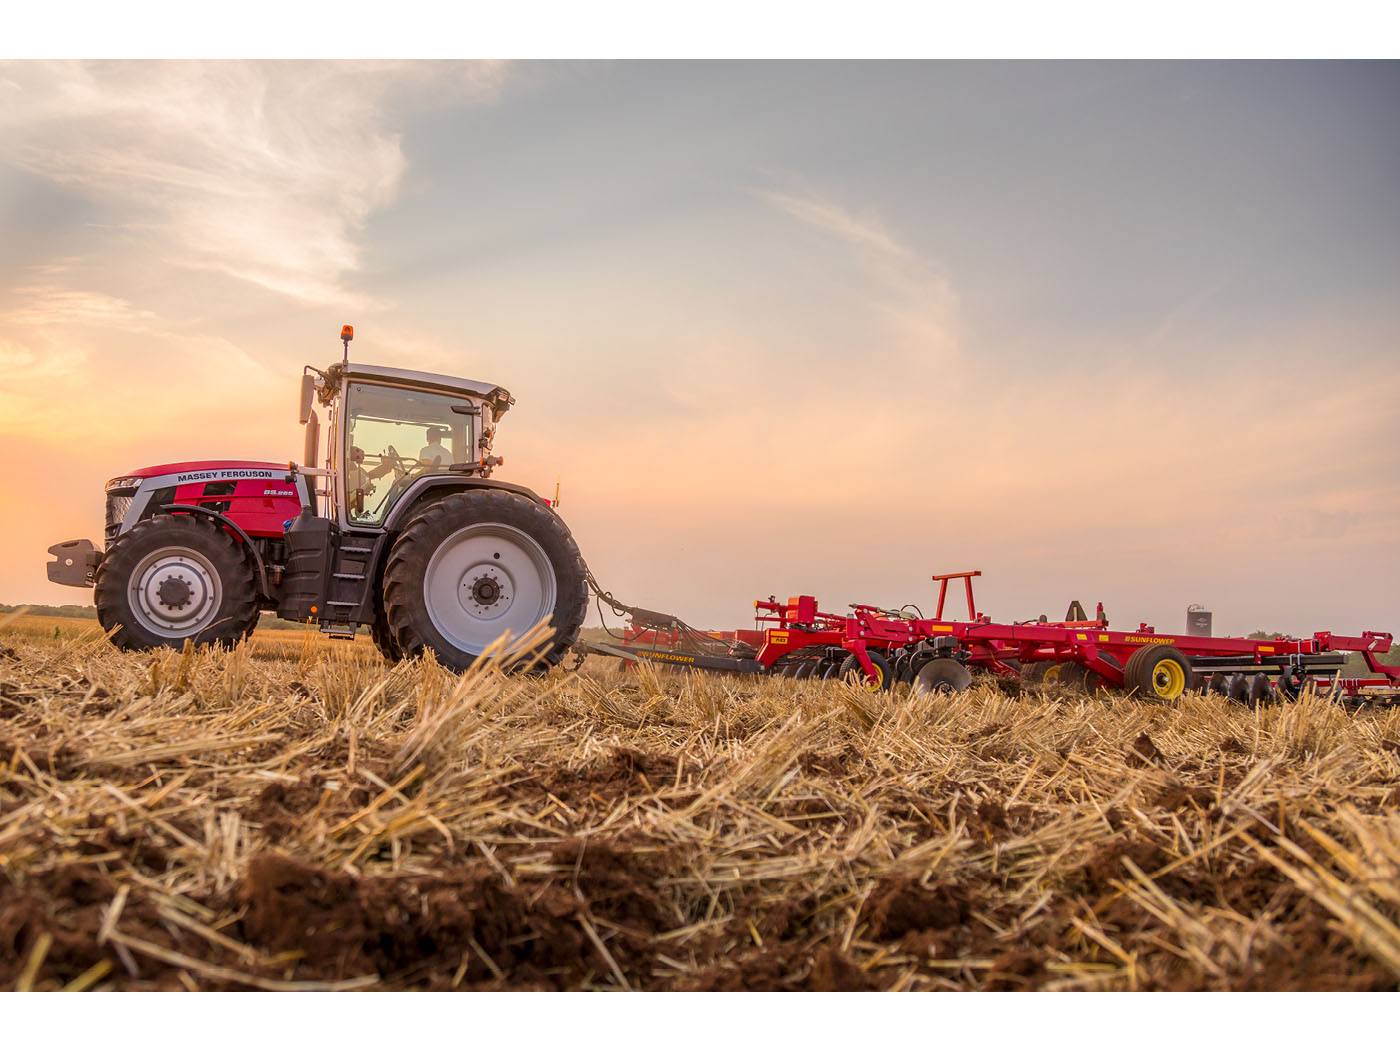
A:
[94,514,259,651]
[382,490,587,673]
[370,604,402,662]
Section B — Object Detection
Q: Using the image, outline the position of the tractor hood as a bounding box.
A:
[112,460,289,484]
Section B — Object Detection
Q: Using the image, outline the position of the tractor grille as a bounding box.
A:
[105,491,135,542]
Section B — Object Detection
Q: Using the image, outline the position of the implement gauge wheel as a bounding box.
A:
[1044,662,1088,691]
[1020,662,1049,686]
[1124,644,1192,702]
[1083,652,1122,694]
[837,652,893,692]
[914,658,973,695]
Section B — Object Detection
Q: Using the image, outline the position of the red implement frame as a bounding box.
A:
[618,571,1400,699]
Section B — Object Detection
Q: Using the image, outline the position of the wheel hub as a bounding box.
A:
[470,574,504,607]
[462,563,513,618]
[156,575,194,610]
[130,547,222,639]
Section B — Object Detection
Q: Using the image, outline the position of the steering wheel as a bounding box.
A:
[382,445,415,476]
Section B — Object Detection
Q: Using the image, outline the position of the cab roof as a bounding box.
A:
[342,362,514,414]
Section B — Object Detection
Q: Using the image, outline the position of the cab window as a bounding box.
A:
[344,383,475,524]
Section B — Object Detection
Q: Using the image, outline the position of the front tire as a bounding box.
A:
[94,514,259,651]
[382,490,588,673]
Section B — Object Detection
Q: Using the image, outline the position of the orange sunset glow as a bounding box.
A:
[2,60,1397,637]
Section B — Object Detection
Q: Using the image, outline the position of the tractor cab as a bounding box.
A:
[299,356,515,528]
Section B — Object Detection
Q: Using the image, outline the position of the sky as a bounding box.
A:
[1,60,1397,637]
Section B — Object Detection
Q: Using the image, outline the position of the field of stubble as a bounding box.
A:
[1,612,1398,991]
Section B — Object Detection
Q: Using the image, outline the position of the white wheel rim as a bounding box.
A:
[129,545,222,638]
[423,523,557,655]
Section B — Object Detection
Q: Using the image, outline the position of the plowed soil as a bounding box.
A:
[2,614,1398,990]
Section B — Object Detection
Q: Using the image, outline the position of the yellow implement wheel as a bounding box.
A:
[1042,662,1082,688]
[838,652,893,692]
[1124,644,1192,701]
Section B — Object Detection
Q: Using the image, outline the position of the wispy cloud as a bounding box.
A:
[0,61,507,304]
[758,184,959,364]
[760,188,914,261]
[3,283,155,329]
[0,60,511,451]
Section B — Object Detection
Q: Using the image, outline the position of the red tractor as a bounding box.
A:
[46,327,588,671]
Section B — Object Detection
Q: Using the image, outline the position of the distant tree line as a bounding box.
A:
[0,603,97,619]
[0,605,344,633]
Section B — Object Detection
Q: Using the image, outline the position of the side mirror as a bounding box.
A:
[304,410,320,469]
[299,374,316,424]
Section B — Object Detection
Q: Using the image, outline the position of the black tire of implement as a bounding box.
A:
[1123,644,1192,701]
[1083,652,1123,694]
[1020,662,1049,686]
[1246,672,1275,708]
[914,657,973,695]
[382,490,588,673]
[94,513,259,651]
[837,652,894,692]
[1121,646,1150,692]
[1048,661,1089,691]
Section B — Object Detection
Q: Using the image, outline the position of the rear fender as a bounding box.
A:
[381,476,551,531]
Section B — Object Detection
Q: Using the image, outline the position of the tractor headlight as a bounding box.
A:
[105,476,142,492]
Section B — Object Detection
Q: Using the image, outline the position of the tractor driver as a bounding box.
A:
[418,426,452,470]
[347,446,394,516]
